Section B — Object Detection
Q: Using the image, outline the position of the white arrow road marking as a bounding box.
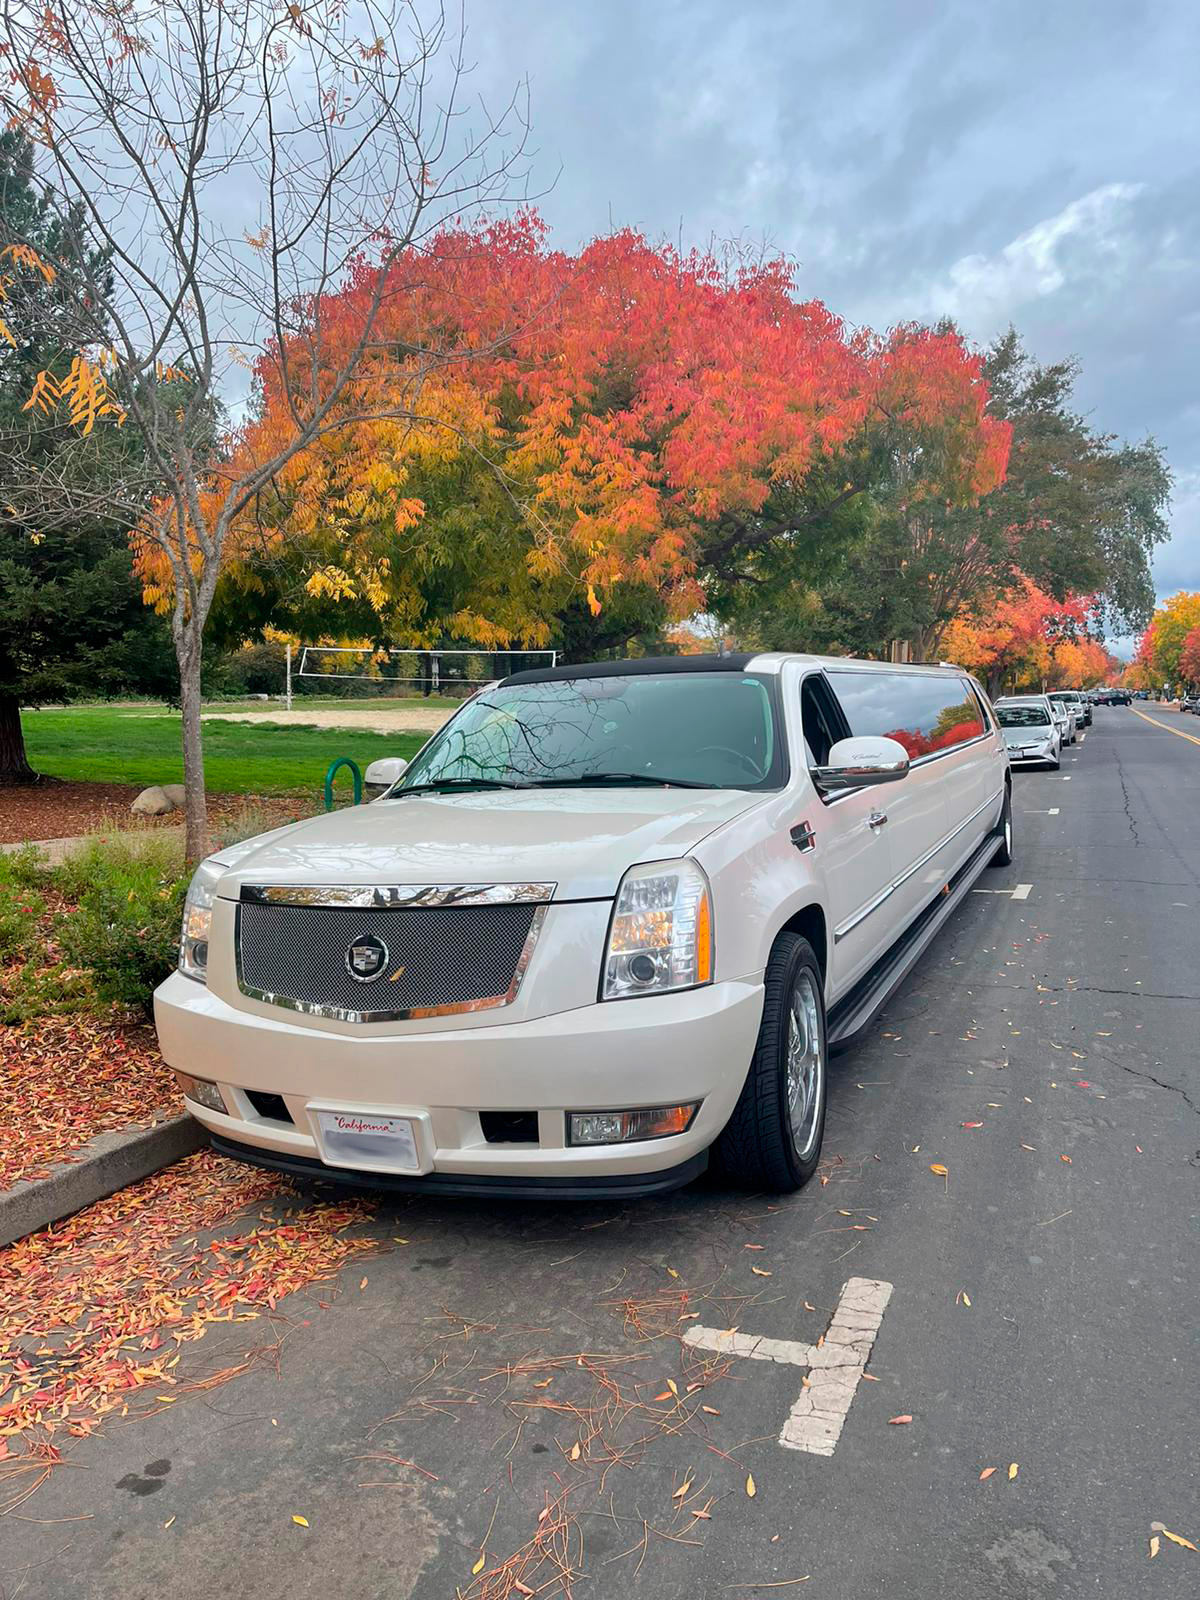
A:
[682,1276,893,1457]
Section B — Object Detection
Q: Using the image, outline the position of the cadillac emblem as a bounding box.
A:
[345,933,389,982]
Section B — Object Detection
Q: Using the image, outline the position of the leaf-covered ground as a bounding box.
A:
[0,1017,180,1189]
[0,1151,377,1476]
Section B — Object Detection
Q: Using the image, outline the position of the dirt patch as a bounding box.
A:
[202,704,455,736]
[0,782,314,846]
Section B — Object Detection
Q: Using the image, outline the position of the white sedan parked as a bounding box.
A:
[994,696,1062,769]
[1049,697,1079,745]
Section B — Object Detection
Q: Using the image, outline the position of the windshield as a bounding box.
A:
[997,705,1050,728]
[394,672,785,792]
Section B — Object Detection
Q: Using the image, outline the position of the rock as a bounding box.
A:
[131,785,174,817]
[161,784,186,807]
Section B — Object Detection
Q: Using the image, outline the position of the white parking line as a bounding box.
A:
[683,1276,894,1457]
[1010,883,1032,900]
[1024,808,1060,815]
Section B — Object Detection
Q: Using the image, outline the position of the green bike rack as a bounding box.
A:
[323,756,363,811]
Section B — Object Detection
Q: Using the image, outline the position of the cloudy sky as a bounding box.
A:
[467,0,1200,648]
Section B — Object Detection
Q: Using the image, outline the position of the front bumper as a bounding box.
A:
[154,972,765,1185]
[1004,745,1056,765]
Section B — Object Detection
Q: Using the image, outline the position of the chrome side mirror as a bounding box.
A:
[813,735,910,794]
[363,756,409,798]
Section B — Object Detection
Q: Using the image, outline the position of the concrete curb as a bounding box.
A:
[0,1113,204,1248]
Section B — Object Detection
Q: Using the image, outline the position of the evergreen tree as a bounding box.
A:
[0,132,170,783]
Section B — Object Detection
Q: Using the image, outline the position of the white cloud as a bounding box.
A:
[898,183,1146,334]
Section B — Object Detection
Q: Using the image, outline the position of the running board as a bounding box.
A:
[827,828,1000,1053]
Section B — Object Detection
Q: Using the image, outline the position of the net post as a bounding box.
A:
[285,642,293,711]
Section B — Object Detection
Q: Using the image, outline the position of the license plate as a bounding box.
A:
[314,1110,420,1173]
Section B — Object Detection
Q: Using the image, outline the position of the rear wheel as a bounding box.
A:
[990,786,1014,866]
[715,934,827,1192]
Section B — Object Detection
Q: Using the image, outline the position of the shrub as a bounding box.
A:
[52,835,187,1015]
[0,880,45,963]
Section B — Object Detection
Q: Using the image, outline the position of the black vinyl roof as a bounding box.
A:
[500,653,757,686]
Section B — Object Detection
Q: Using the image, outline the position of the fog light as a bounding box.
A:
[568,1103,699,1145]
[175,1072,227,1114]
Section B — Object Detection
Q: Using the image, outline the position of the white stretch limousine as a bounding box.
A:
[154,654,1013,1196]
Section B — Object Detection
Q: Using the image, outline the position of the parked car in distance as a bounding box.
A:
[994,696,1061,769]
[1181,692,1200,714]
[1054,688,1091,727]
[1048,697,1077,745]
[1109,689,1133,705]
[154,653,1015,1199]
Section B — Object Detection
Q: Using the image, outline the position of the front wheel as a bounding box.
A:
[714,934,827,1192]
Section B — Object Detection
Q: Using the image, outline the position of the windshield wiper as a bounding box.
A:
[526,771,714,790]
[392,777,532,796]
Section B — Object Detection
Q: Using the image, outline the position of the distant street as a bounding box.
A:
[3,707,1197,1600]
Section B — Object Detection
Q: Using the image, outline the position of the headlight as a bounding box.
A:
[602,859,714,1001]
[178,857,225,982]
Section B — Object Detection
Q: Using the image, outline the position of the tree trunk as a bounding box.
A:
[0,694,37,785]
[178,634,209,865]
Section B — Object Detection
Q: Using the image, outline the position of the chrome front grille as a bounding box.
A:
[235,888,548,1022]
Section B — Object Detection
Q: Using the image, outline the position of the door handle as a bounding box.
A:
[868,811,888,829]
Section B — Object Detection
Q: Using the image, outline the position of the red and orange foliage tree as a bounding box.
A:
[201,217,1009,660]
[1134,593,1200,690]
[941,578,1108,694]
[1178,626,1200,687]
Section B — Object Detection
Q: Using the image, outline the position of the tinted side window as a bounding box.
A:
[828,670,986,760]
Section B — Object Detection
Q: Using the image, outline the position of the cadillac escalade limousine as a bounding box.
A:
[154,653,1013,1197]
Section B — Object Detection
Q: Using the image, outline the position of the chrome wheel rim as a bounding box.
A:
[785,969,824,1161]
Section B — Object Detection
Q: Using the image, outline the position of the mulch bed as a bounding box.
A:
[0,781,156,845]
[0,781,311,845]
[0,1016,180,1190]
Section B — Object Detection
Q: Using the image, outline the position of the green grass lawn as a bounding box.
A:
[22,708,430,795]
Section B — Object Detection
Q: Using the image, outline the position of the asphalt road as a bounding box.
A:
[4,707,1197,1599]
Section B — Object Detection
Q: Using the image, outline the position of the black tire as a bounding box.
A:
[714,934,827,1192]
[990,785,1014,866]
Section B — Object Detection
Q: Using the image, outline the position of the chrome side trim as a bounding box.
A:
[234,906,549,1024]
[833,881,896,943]
[239,882,556,909]
[888,790,1003,897]
[833,789,1004,944]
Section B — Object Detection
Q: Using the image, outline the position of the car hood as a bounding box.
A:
[1001,728,1050,745]
[212,787,767,902]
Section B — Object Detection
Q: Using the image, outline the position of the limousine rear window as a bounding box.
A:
[827,670,986,759]
[395,671,788,792]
